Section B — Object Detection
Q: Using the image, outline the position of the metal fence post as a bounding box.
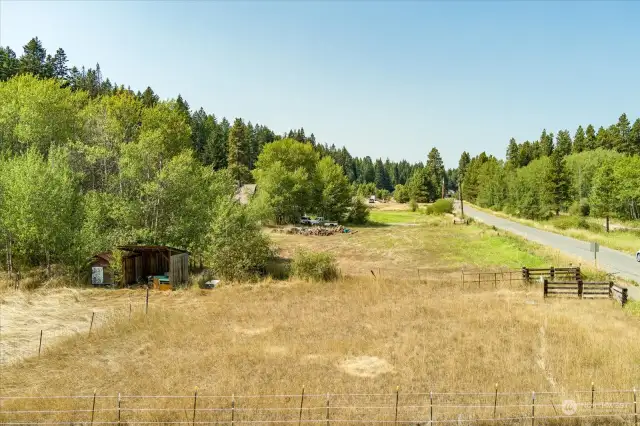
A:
[38,330,43,357]
[531,392,535,426]
[493,383,498,419]
[591,382,595,410]
[633,387,637,426]
[326,393,330,426]
[117,392,121,426]
[231,394,235,426]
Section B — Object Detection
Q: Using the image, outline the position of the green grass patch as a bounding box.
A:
[624,300,640,317]
[369,210,426,224]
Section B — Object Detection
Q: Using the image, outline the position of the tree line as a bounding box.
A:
[0,36,452,281]
[0,38,428,191]
[460,113,640,229]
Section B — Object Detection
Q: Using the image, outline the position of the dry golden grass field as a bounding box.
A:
[1,207,639,424]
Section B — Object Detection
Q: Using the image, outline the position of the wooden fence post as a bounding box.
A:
[609,282,613,299]
[550,266,555,280]
[192,387,198,426]
[394,386,399,425]
[578,280,584,299]
[298,386,305,426]
[429,391,433,425]
[493,383,498,419]
[90,389,97,426]
[38,330,43,357]
[543,279,548,298]
[89,312,95,336]
[576,266,581,280]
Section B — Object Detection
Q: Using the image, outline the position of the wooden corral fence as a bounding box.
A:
[543,279,629,306]
[522,266,581,281]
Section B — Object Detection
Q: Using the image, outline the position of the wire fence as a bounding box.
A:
[0,388,637,425]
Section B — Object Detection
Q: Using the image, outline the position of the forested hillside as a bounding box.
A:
[460,114,640,226]
[0,37,452,280]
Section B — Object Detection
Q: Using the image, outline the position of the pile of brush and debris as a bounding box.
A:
[272,226,354,236]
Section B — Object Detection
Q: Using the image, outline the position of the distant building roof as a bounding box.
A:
[234,184,257,205]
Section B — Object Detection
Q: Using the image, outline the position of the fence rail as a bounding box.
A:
[543,279,629,306]
[0,388,637,425]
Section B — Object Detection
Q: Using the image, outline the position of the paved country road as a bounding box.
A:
[460,203,640,301]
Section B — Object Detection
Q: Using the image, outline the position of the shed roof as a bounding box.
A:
[234,184,257,205]
[117,245,189,254]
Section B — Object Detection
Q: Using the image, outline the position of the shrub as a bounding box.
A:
[549,215,597,232]
[409,198,418,212]
[207,200,274,281]
[425,199,453,215]
[550,215,580,230]
[568,200,591,217]
[291,250,339,281]
[393,184,410,203]
[346,197,370,224]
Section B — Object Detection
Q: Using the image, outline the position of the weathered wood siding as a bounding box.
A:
[169,252,189,285]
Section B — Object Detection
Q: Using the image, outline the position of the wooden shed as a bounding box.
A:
[118,245,189,287]
[89,245,189,288]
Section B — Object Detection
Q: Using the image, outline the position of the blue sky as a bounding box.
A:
[1,1,639,168]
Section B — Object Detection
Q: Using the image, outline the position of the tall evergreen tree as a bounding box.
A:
[572,125,586,153]
[518,141,534,167]
[555,130,572,157]
[506,138,519,165]
[630,119,640,156]
[0,47,19,81]
[374,158,392,191]
[227,118,250,183]
[140,86,159,107]
[615,113,632,154]
[426,147,445,199]
[175,94,190,122]
[539,129,554,157]
[543,150,571,215]
[590,162,616,232]
[19,37,47,77]
[51,48,69,80]
[458,151,471,182]
[585,124,597,151]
